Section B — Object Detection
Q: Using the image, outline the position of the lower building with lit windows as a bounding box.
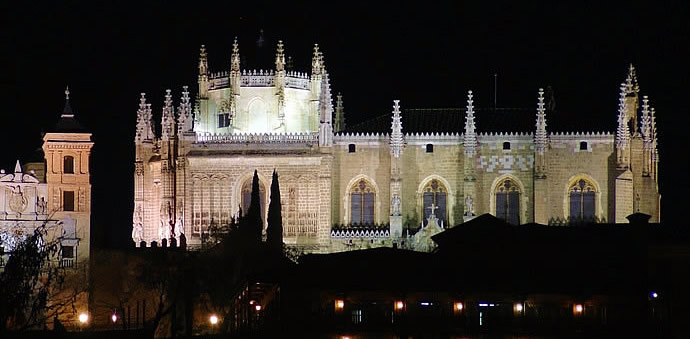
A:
[132,40,661,253]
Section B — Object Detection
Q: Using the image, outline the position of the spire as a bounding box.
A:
[275,40,285,72]
[177,86,193,134]
[198,44,208,76]
[135,93,154,142]
[62,86,73,118]
[615,83,630,149]
[161,89,175,140]
[14,160,22,174]
[535,88,548,153]
[311,44,322,76]
[463,90,478,156]
[650,106,657,145]
[390,100,404,158]
[335,93,345,132]
[640,95,652,145]
[231,37,240,72]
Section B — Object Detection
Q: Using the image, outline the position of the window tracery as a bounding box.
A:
[350,179,375,225]
[495,178,520,225]
[422,179,447,226]
[569,178,596,221]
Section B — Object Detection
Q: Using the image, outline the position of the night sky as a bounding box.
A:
[3,2,687,248]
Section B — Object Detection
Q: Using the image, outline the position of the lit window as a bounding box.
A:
[335,299,344,311]
[426,144,434,153]
[63,191,75,211]
[64,156,74,174]
[495,178,520,225]
[348,144,356,153]
[351,309,362,324]
[350,179,375,225]
[503,142,511,150]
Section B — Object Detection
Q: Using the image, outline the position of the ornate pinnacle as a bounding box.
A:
[463,90,477,156]
[178,86,193,134]
[535,88,548,153]
[390,100,404,158]
[616,83,630,148]
[275,40,285,72]
[161,89,175,140]
[640,95,652,145]
[335,93,345,132]
[311,44,321,76]
[625,63,640,95]
[650,106,657,144]
[65,86,70,100]
[136,93,153,142]
[231,37,240,72]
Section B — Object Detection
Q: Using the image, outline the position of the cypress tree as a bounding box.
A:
[246,169,263,243]
[267,169,283,250]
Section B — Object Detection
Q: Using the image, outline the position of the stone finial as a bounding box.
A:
[625,63,640,95]
[135,93,154,142]
[161,89,175,140]
[61,86,73,117]
[311,44,322,76]
[177,86,193,134]
[14,160,22,174]
[335,93,345,132]
[275,40,285,72]
[463,90,478,156]
[231,37,240,72]
[65,86,70,100]
[535,88,548,153]
[390,100,404,158]
[198,44,208,76]
[615,83,630,149]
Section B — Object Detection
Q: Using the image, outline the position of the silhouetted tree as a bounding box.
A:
[246,169,263,243]
[267,169,283,251]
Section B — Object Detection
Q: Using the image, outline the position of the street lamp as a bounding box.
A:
[111,313,118,323]
[78,312,89,324]
[209,314,219,325]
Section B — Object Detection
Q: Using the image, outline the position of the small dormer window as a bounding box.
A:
[348,144,356,153]
[426,144,434,153]
[64,156,74,174]
[580,141,588,151]
[503,142,511,150]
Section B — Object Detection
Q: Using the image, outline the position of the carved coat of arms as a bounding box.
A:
[9,186,28,213]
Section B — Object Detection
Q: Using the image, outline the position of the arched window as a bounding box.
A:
[426,144,434,153]
[350,179,375,225]
[579,141,588,151]
[241,179,266,227]
[503,142,511,150]
[348,144,356,153]
[64,156,74,174]
[422,179,447,226]
[495,178,520,225]
[569,179,596,221]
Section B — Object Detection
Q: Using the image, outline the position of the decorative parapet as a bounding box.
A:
[285,72,310,90]
[195,132,319,144]
[550,131,613,140]
[334,132,388,142]
[330,224,390,239]
[241,70,275,87]
[209,77,229,90]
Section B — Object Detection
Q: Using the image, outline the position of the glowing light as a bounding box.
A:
[255,305,262,311]
[209,315,219,325]
[78,313,88,324]
[394,301,404,311]
[574,304,583,314]
[651,292,658,298]
[479,303,488,307]
[515,303,523,312]
[454,302,464,311]
[335,299,344,310]
[111,314,118,323]
[249,300,255,305]
[420,302,431,306]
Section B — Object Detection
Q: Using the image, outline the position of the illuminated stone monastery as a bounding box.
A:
[133,40,660,252]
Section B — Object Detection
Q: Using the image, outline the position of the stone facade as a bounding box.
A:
[133,42,661,253]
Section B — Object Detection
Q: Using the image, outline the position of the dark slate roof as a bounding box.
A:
[51,99,88,133]
[344,107,587,135]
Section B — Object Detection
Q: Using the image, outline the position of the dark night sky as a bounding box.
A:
[2,1,688,248]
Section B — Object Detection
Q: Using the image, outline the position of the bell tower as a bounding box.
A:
[42,87,94,263]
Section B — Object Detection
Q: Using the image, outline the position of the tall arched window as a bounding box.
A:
[64,156,74,174]
[569,179,596,221]
[350,179,375,225]
[495,178,520,225]
[241,179,266,227]
[422,179,447,226]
